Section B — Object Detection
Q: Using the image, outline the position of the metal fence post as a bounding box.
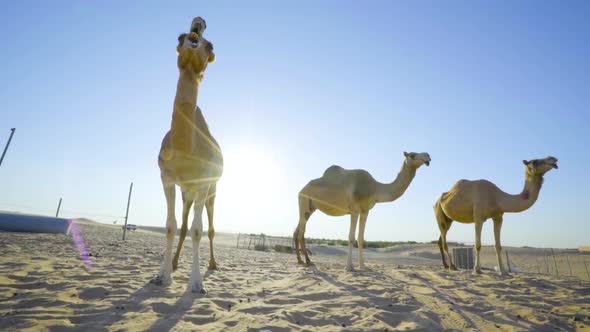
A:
[551,248,559,276]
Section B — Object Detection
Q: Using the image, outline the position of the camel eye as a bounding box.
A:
[532,160,542,167]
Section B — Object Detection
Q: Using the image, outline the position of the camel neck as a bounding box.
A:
[497,171,544,213]
[376,161,416,203]
[168,70,202,156]
[174,71,200,106]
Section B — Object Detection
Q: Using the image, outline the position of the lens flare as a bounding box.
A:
[68,220,94,269]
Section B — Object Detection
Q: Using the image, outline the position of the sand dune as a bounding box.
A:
[1,221,589,331]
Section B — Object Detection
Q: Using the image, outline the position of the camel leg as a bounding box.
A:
[443,230,456,270]
[189,186,209,293]
[439,228,456,270]
[493,215,507,275]
[293,225,304,265]
[206,184,218,270]
[473,219,484,274]
[296,217,312,265]
[435,202,455,270]
[296,195,314,265]
[437,236,448,269]
[152,176,176,286]
[172,192,192,271]
[302,230,312,265]
[358,211,368,270]
[297,219,310,264]
[346,212,359,272]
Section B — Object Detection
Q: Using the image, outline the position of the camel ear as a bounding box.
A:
[523,160,531,166]
[404,151,409,157]
[177,33,187,54]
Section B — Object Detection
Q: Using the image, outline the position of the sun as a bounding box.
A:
[217,143,284,211]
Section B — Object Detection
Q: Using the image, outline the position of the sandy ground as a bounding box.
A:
[1,221,589,331]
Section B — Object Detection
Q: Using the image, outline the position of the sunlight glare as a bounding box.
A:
[217,143,285,214]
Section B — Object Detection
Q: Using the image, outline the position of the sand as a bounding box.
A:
[1,221,589,331]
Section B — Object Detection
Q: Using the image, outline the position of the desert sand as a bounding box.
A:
[1,220,589,331]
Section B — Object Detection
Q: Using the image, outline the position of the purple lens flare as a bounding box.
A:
[68,220,94,269]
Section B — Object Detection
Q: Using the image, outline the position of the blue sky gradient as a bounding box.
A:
[1,1,588,248]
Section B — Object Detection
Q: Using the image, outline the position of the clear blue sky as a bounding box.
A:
[1,1,588,248]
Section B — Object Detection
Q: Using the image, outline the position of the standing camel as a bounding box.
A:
[295,152,431,271]
[151,18,222,294]
[434,156,558,274]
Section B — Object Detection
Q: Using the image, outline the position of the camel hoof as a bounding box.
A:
[472,269,482,275]
[297,260,306,265]
[345,265,354,272]
[191,283,207,294]
[208,262,219,271]
[450,265,458,271]
[305,261,314,266]
[150,274,172,286]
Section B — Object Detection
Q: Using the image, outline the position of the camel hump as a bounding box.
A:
[323,165,344,177]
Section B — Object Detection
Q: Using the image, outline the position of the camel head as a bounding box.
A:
[523,156,558,176]
[176,30,215,76]
[403,151,431,169]
[191,17,207,37]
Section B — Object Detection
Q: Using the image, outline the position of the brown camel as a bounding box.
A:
[434,156,558,274]
[151,18,221,294]
[295,152,431,271]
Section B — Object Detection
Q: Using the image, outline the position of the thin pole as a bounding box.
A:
[584,261,590,280]
[551,248,559,276]
[122,182,133,241]
[0,128,16,168]
[236,233,241,248]
[544,250,550,274]
[505,251,512,273]
[565,255,573,276]
[536,258,541,274]
[55,198,62,217]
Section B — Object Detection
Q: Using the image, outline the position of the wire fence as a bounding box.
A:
[451,246,590,281]
[236,233,305,254]
[502,248,590,281]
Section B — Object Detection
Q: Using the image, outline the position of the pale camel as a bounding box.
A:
[294,152,431,271]
[151,18,221,293]
[434,156,558,274]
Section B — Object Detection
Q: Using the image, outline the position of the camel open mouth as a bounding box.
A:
[187,34,200,48]
[424,161,430,166]
[548,159,558,169]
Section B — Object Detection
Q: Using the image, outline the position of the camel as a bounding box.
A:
[434,156,558,275]
[151,17,221,293]
[294,152,431,271]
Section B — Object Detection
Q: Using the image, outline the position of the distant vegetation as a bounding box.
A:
[428,240,467,247]
[305,237,419,248]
